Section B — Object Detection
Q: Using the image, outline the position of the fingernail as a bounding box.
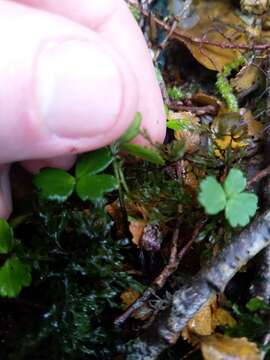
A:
[36,40,123,138]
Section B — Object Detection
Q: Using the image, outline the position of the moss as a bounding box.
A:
[0,200,141,359]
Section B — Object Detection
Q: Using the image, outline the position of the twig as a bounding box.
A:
[126,0,270,52]
[169,103,218,115]
[115,220,204,327]
[124,210,270,359]
[248,165,270,187]
[176,221,204,261]
[114,220,181,327]
[154,220,181,288]
[154,20,178,61]
[159,21,178,50]
[156,219,205,287]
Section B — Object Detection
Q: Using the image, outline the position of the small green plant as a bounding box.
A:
[33,168,76,202]
[34,147,118,203]
[1,199,143,359]
[34,112,166,205]
[198,169,258,227]
[226,297,270,349]
[167,117,193,131]
[167,86,184,101]
[216,56,246,111]
[118,112,165,165]
[75,148,118,201]
[121,143,165,165]
[0,219,31,297]
[246,297,270,312]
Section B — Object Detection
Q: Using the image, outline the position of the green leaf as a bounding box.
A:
[76,174,118,201]
[166,140,186,161]
[0,256,31,297]
[167,86,184,101]
[198,176,226,215]
[121,143,165,165]
[246,298,270,312]
[225,192,258,227]
[119,112,142,144]
[167,118,191,131]
[75,147,113,178]
[0,219,14,254]
[224,169,246,197]
[33,168,75,202]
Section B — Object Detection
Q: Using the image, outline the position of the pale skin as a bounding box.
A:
[0,0,166,218]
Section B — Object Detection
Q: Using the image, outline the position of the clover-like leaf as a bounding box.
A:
[119,112,142,144]
[0,256,32,297]
[76,174,118,201]
[225,192,258,227]
[121,143,165,165]
[224,168,246,197]
[75,147,113,178]
[33,168,75,202]
[0,219,14,254]
[198,176,226,215]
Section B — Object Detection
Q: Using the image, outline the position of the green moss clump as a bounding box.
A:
[0,201,142,360]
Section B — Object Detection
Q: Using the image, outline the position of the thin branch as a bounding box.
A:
[126,0,270,52]
[169,103,218,115]
[114,220,181,327]
[115,220,205,327]
[248,165,270,187]
[124,210,270,359]
[154,220,181,288]
[159,20,178,50]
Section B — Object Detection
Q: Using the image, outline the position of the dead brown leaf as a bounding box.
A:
[231,64,261,95]
[132,304,153,321]
[201,334,261,360]
[211,112,250,157]
[242,109,263,138]
[181,160,205,191]
[120,288,153,321]
[120,288,140,310]
[182,295,236,342]
[129,220,146,247]
[173,0,247,71]
[191,92,223,109]
[182,296,216,341]
[212,308,237,329]
[168,111,200,153]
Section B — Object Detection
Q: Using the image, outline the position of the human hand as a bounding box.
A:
[0,0,166,218]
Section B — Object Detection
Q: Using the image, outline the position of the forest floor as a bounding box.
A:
[2,0,270,359]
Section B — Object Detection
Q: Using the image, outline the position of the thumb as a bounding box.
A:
[0,1,138,164]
